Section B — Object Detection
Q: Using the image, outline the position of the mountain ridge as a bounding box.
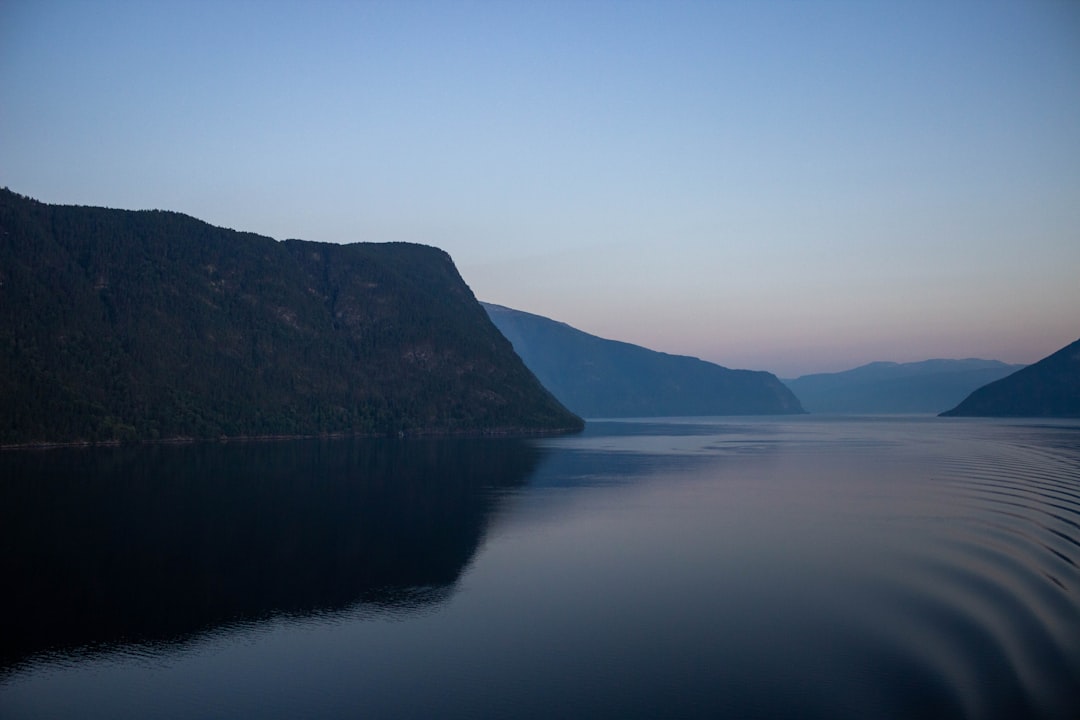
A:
[482,302,803,417]
[941,338,1080,417]
[784,358,1026,414]
[0,189,583,445]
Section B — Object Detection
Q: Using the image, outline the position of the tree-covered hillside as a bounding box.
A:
[0,189,582,444]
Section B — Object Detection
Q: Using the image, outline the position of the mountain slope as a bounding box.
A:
[482,303,803,417]
[784,359,1026,414]
[941,338,1080,417]
[0,189,582,444]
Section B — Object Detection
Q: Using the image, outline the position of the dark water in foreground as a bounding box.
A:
[1,416,1078,719]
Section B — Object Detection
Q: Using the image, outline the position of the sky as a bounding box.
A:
[2,0,1078,377]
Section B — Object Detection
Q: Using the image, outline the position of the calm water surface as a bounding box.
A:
[1,416,1078,719]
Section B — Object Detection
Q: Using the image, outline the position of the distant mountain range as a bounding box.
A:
[481,303,803,417]
[941,337,1080,417]
[784,359,1026,414]
[0,189,582,444]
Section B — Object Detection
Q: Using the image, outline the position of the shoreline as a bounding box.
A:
[0,424,586,452]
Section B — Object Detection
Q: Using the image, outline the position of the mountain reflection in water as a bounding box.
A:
[2,417,1079,720]
[0,437,542,671]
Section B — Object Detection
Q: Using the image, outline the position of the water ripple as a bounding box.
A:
[883,429,1080,719]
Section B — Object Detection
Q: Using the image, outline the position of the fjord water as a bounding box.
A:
[2,418,1078,719]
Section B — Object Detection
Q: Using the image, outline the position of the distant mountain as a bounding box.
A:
[481,303,803,417]
[784,359,1026,414]
[0,189,582,444]
[941,338,1080,417]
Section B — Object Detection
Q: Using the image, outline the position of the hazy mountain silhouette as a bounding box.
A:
[0,189,581,444]
[941,338,1080,417]
[784,359,1026,414]
[482,303,803,417]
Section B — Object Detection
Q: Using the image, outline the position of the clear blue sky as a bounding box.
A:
[3,0,1078,376]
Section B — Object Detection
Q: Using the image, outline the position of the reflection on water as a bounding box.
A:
[0,437,542,671]
[1,417,1079,719]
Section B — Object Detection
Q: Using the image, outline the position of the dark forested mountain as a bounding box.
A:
[941,338,1080,417]
[784,359,1026,414]
[0,189,582,444]
[481,303,803,417]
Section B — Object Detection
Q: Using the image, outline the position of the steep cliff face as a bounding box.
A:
[482,302,804,417]
[0,189,582,444]
[941,338,1080,418]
